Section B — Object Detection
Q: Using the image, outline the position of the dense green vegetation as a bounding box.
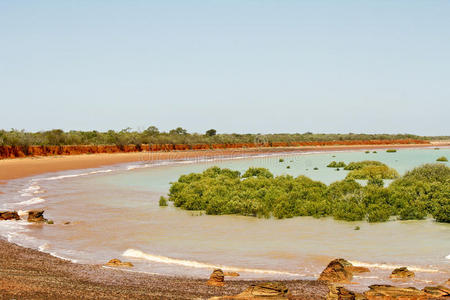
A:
[386,149,397,153]
[0,128,443,147]
[327,161,346,168]
[167,164,449,223]
[345,164,399,180]
[437,156,448,162]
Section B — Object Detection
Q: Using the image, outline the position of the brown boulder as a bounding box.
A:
[223,271,240,277]
[105,258,133,267]
[27,210,47,223]
[389,267,415,279]
[364,285,427,299]
[211,282,289,299]
[207,269,225,287]
[0,211,20,220]
[318,259,354,283]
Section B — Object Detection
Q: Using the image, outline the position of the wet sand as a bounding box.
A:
[1,142,447,181]
[0,238,328,299]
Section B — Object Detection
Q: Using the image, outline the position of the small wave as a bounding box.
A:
[39,243,50,251]
[48,252,78,263]
[349,260,439,273]
[123,249,301,276]
[15,197,45,206]
[446,254,450,260]
[19,185,41,197]
[32,169,113,181]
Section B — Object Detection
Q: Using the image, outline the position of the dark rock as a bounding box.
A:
[27,210,47,223]
[0,211,20,220]
[389,267,415,279]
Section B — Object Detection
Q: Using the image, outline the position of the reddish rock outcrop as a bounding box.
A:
[0,211,20,220]
[27,210,47,223]
[318,259,355,283]
[105,258,133,267]
[389,267,415,279]
[207,269,225,287]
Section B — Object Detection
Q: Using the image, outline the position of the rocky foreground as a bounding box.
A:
[1,211,449,299]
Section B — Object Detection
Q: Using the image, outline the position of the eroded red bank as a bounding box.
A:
[0,139,429,159]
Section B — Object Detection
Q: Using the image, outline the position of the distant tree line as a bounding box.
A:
[0,127,445,147]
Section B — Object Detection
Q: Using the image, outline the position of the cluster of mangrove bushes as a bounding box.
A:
[165,163,449,223]
[0,128,440,147]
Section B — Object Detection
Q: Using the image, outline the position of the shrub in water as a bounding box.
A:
[386,149,397,153]
[159,196,168,206]
[279,158,284,162]
[166,164,450,223]
[327,161,346,168]
[436,156,448,162]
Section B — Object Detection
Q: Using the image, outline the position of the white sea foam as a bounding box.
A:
[349,260,439,273]
[39,243,50,251]
[123,249,301,276]
[15,197,45,206]
[446,254,450,260]
[32,169,113,182]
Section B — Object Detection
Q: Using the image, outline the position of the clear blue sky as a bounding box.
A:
[1,1,449,135]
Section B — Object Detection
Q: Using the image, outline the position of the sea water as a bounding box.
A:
[0,147,449,290]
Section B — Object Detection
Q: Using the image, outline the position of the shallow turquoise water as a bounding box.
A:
[0,147,449,290]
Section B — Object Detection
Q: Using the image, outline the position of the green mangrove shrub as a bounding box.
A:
[166,164,450,223]
[436,156,448,162]
[327,161,346,168]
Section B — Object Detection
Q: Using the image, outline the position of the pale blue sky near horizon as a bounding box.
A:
[0,1,449,135]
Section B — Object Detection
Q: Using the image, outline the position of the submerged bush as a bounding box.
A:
[436,156,448,162]
[159,196,168,206]
[346,165,399,180]
[166,164,450,223]
[327,161,346,168]
[344,161,385,170]
[386,149,397,153]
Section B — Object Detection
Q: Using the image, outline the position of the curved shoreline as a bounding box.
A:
[1,143,449,298]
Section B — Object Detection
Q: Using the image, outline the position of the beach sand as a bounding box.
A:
[0,142,448,299]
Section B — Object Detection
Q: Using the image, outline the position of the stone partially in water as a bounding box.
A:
[207,269,225,287]
[223,271,240,277]
[389,267,415,279]
[106,258,133,267]
[318,259,354,283]
[0,211,20,220]
[27,210,47,223]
